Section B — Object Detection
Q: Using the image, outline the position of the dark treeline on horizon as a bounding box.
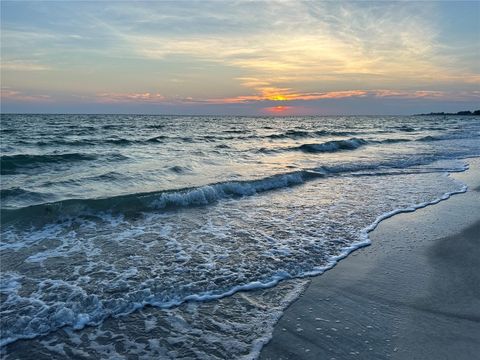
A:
[415,110,480,116]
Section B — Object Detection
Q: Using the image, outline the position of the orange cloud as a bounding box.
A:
[205,88,370,104]
[87,88,478,106]
[372,90,445,98]
[0,88,51,102]
[287,90,369,101]
[204,88,473,105]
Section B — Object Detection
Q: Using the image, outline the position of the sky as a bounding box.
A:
[1,0,479,115]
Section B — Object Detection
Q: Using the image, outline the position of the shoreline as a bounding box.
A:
[260,157,480,359]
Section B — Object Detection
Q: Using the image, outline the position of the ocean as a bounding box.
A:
[1,114,480,359]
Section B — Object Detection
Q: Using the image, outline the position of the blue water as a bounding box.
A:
[1,114,480,358]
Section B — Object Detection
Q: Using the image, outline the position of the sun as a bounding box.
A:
[268,95,288,101]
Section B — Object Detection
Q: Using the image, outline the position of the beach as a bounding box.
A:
[2,1,480,358]
[260,157,480,359]
[1,114,479,358]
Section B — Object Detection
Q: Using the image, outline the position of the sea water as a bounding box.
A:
[1,114,479,359]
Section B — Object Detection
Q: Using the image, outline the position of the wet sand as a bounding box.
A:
[260,158,480,360]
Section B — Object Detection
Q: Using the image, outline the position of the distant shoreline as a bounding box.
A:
[414,110,480,116]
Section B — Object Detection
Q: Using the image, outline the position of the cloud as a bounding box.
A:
[373,90,444,99]
[88,0,477,103]
[96,92,166,103]
[90,88,479,107]
[1,60,51,71]
[204,88,369,104]
[201,88,474,105]
[112,2,465,82]
[1,0,478,114]
[1,88,51,102]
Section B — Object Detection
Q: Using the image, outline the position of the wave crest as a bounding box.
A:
[296,138,368,153]
[1,171,324,226]
[1,153,98,175]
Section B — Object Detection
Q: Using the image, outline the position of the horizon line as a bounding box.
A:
[2,111,478,117]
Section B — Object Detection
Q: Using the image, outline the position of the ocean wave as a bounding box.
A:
[104,138,133,145]
[397,125,416,132]
[169,165,192,174]
[259,137,419,154]
[223,129,245,134]
[52,129,367,146]
[36,139,96,147]
[2,156,466,226]
[265,129,355,139]
[146,124,165,129]
[417,135,444,142]
[101,124,121,129]
[215,144,231,149]
[144,129,363,143]
[146,135,169,142]
[1,152,128,175]
[0,176,467,348]
[295,138,368,153]
[82,171,127,182]
[416,133,480,142]
[379,138,411,143]
[34,138,136,147]
[145,135,198,143]
[266,130,311,139]
[0,188,50,201]
[1,153,97,175]
[257,138,368,154]
[1,171,324,226]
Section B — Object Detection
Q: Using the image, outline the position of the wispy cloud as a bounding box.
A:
[1,60,51,71]
[91,88,479,106]
[204,89,369,104]
[114,3,462,77]
[85,0,477,105]
[201,86,480,105]
[96,92,165,103]
[1,1,478,114]
[1,88,51,102]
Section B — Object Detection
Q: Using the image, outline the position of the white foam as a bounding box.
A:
[0,159,472,349]
[150,172,306,210]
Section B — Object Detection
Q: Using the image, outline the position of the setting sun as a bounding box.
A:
[268,95,288,101]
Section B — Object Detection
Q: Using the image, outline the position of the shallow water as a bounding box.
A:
[1,114,480,358]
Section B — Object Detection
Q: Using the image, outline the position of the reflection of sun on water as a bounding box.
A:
[264,105,292,114]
